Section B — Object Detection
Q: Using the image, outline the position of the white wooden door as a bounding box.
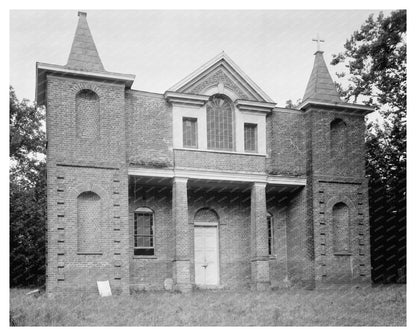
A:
[194,225,219,286]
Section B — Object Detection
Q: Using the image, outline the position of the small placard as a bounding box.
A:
[97,280,112,297]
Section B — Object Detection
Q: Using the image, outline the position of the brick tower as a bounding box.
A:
[299,49,373,285]
[36,12,135,294]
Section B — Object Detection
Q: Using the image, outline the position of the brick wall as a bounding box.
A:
[306,107,366,178]
[267,109,306,176]
[128,183,174,290]
[267,192,289,287]
[174,149,266,173]
[46,75,129,294]
[45,70,370,292]
[286,187,312,285]
[126,90,173,167]
[313,178,371,283]
[304,106,371,284]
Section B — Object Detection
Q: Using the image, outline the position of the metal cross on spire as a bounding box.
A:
[312,34,325,52]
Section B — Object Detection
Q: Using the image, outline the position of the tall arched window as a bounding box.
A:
[134,207,155,256]
[330,118,347,158]
[206,95,234,151]
[76,89,100,139]
[77,191,101,253]
[332,202,350,253]
[194,208,219,223]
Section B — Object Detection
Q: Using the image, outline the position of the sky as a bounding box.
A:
[10,9,390,106]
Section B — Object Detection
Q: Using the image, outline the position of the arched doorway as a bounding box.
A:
[194,208,220,287]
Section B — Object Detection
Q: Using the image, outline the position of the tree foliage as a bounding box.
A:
[331,10,406,283]
[10,86,47,287]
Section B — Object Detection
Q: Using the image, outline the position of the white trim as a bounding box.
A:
[134,207,153,213]
[128,167,174,178]
[202,85,240,102]
[165,91,210,106]
[235,100,276,113]
[173,147,267,157]
[299,99,374,113]
[173,176,188,184]
[253,182,267,188]
[172,105,207,149]
[37,62,136,83]
[194,221,218,227]
[267,175,306,186]
[128,166,306,186]
[168,51,274,103]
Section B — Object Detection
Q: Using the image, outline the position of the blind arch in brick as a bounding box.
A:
[330,118,347,158]
[77,191,102,253]
[206,94,234,151]
[76,89,100,139]
[332,202,350,253]
[194,208,219,223]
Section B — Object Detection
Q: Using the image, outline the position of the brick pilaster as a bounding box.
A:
[250,182,270,290]
[172,177,192,292]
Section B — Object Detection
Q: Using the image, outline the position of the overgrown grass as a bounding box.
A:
[10,285,406,326]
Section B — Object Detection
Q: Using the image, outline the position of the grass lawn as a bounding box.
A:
[10,284,406,326]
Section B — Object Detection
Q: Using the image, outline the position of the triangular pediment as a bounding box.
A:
[168,52,274,103]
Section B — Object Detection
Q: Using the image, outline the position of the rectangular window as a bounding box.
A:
[183,117,198,148]
[244,123,257,153]
[267,215,274,256]
[134,212,154,256]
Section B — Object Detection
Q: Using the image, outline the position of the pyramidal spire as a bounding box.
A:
[66,11,105,72]
[303,50,342,103]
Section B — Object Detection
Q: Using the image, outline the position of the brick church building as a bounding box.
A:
[36,12,373,294]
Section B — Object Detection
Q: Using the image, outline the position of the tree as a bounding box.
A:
[10,86,47,287]
[285,98,302,109]
[331,10,406,283]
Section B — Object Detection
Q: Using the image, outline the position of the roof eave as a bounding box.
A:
[35,62,136,106]
[298,99,374,115]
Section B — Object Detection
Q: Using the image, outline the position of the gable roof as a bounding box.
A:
[66,11,105,72]
[168,51,275,103]
[302,51,342,103]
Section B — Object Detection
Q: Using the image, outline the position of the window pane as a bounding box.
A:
[244,123,257,152]
[207,96,234,150]
[134,211,155,253]
[183,118,198,148]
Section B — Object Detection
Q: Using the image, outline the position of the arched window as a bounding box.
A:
[332,202,350,253]
[134,207,155,256]
[206,95,234,151]
[76,89,100,139]
[77,191,101,253]
[267,212,274,256]
[330,118,347,158]
[194,208,219,223]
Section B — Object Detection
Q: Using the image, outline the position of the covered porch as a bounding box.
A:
[128,167,306,291]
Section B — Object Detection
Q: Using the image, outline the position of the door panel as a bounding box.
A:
[194,228,206,285]
[194,225,219,286]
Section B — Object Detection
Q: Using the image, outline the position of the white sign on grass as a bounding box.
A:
[97,280,112,297]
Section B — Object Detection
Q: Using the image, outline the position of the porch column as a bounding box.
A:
[250,182,270,290]
[172,177,192,292]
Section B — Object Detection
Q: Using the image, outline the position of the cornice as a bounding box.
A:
[299,98,374,114]
[164,91,210,106]
[128,166,306,186]
[235,99,276,114]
